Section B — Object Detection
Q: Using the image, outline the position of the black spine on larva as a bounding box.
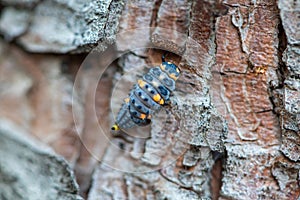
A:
[113,59,180,131]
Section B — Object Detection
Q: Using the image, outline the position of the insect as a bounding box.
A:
[111,55,180,132]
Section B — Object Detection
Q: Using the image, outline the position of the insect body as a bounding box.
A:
[111,56,180,131]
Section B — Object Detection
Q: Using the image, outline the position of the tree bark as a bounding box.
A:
[0,0,299,199]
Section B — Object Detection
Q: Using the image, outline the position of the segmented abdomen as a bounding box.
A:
[113,61,180,131]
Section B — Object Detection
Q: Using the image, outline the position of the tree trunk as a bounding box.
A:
[0,0,299,199]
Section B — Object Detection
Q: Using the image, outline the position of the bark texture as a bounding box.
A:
[0,0,299,200]
[0,0,125,52]
[0,119,82,200]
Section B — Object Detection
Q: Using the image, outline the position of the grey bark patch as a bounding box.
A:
[0,7,31,41]
[278,0,300,162]
[0,0,39,7]
[283,46,300,76]
[280,129,300,161]
[278,0,300,45]
[272,159,300,191]
[0,120,83,200]
[0,0,125,53]
[222,144,281,199]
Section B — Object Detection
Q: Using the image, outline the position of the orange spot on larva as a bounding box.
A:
[140,113,146,120]
[159,99,164,105]
[153,93,161,102]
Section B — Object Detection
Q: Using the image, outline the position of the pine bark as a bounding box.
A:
[0,0,299,199]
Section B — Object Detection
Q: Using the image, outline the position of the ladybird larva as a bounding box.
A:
[111,55,180,131]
